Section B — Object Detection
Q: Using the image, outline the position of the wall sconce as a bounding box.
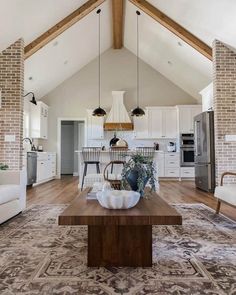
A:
[24,92,37,105]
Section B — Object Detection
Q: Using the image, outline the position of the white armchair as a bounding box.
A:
[214,172,236,214]
[0,170,27,224]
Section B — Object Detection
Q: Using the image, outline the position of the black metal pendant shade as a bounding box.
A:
[24,92,37,105]
[92,8,106,117]
[92,106,106,117]
[131,10,145,117]
[30,94,37,105]
[131,106,145,117]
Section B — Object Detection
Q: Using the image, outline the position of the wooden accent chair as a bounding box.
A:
[214,172,236,214]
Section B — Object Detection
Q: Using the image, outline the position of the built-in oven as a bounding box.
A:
[180,133,195,148]
[180,133,195,167]
[180,148,195,167]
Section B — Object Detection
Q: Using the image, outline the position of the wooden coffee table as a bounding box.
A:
[59,189,182,267]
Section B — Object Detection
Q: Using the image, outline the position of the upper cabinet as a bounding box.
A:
[134,107,177,139]
[31,102,49,139]
[148,107,178,139]
[133,105,202,138]
[87,109,104,139]
[162,107,177,138]
[177,105,202,134]
[200,83,213,112]
[148,108,163,138]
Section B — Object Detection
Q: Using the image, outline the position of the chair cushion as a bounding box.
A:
[0,185,20,205]
[214,185,236,206]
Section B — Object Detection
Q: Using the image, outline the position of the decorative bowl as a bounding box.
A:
[96,190,140,209]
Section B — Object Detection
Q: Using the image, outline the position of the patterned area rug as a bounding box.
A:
[0,203,235,295]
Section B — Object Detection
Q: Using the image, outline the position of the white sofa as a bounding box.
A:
[0,170,26,224]
[214,172,236,214]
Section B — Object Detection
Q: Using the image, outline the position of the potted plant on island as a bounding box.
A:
[121,153,156,196]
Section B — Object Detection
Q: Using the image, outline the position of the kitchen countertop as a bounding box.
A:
[75,150,179,153]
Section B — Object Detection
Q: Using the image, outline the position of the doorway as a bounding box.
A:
[58,119,86,177]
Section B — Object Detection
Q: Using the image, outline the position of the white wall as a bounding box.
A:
[40,48,197,152]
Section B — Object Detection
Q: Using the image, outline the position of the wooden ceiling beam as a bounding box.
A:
[129,0,212,60]
[112,0,124,49]
[24,0,106,59]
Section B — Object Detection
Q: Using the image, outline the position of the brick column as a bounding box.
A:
[0,39,24,170]
[213,40,236,184]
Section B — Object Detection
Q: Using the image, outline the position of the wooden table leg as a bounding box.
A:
[88,225,152,267]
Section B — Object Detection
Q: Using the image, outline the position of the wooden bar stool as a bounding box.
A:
[109,147,128,174]
[136,147,155,162]
[81,147,101,190]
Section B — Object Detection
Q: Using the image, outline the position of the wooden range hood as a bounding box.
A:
[104,91,133,131]
[104,122,133,131]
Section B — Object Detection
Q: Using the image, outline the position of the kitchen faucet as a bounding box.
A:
[22,137,35,151]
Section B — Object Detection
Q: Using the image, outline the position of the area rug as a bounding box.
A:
[0,203,235,295]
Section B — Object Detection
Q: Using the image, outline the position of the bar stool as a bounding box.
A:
[81,147,101,190]
[136,147,155,162]
[109,147,128,174]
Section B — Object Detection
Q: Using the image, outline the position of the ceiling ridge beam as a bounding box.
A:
[112,0,124,49]
[129,0,212,60]
[24,0,106,59]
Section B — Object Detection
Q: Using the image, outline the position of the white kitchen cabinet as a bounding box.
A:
[148,108,163,138]
[177,105,202,134]
[156,152,165,177]
[87,109,104,140]
[162,107,177,138]
[133,112,148,139]
[36,152,56,184]
[164,152,180,178]
[165,153,179,167]
[180,167,195,178]
[47,153,56,178]
[200,83,213,112]
[31,102,48,139]
[36,153,48,183]
[146,107,177,139]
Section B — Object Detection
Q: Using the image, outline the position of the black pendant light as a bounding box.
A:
[131,10,145,117]
[92,9,106,117]
[23,92,37,105]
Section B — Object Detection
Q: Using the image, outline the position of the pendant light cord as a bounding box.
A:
[98,9,101,108]
[136,11,140,108]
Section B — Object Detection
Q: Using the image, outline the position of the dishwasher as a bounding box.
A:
[27,152,37,186]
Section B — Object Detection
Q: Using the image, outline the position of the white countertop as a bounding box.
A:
[75,150,178,153]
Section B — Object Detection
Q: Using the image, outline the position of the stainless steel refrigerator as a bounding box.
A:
[194,111,215,192]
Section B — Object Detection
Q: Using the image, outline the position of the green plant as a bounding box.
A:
[0,163,9,170]
[121,153,156,193]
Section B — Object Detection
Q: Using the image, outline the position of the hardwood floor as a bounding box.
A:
[27,176,236,221]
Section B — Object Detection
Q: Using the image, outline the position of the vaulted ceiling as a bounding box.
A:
[1,0,236,100]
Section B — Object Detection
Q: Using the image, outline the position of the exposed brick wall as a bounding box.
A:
[213,40,236,184]
[0,39,24,170]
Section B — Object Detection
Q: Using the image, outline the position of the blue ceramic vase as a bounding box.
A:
[126,169,148,196]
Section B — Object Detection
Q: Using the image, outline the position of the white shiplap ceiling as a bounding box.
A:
[1,0,236,99]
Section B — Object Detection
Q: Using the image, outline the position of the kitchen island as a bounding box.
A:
[76,150,164,189]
